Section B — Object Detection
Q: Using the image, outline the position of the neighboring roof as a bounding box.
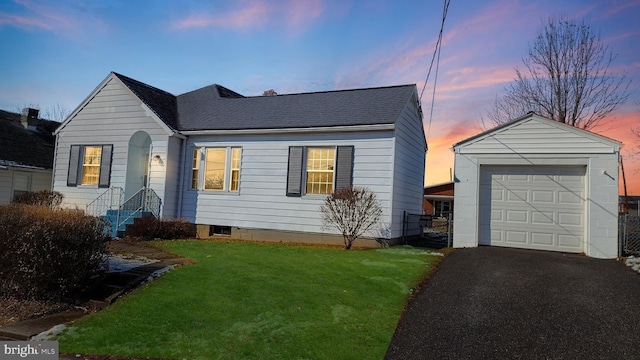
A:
[0,109,57,169]
[452,112,621,149]
[176,84,417,131]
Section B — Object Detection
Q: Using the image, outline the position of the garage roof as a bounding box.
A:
[453,113,620,154]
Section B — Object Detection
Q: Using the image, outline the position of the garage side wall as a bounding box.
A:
[586,153,619,258]
[452,154,479,248]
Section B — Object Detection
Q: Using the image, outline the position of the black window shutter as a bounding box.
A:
[98,144,113,188]
[67,145,81,187]
[334,145,354,191]
[286,146,303,197]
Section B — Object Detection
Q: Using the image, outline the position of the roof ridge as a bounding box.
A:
[241,83,417,98]
[112,72,176,97]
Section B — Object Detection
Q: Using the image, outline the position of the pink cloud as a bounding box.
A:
[173,1,272,31]
[286,0,325,29]
[602,0,640,18]
[0,0,105,38]
[438,66,514,94]
[172,0,326,32]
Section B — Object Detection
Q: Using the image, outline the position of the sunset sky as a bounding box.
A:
[1,0,638,193]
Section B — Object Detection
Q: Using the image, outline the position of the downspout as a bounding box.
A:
[176,135,187,219]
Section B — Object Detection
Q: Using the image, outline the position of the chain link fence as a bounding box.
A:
[620,214,640,256]
[402,212,452,248]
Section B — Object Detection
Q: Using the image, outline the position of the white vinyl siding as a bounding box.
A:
[53,76,173,217]
[459,119,617,154]
[390,95,427,237]
[180,131,395,237]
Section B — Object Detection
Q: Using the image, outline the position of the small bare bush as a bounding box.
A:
[13,190,64,209]
[0,204,108,301]
[321,186,383,250]
[126,216,196,241]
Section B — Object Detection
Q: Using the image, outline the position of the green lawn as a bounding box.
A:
[57,240,444,359]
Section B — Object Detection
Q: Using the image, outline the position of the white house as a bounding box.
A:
[53,72,426,246]
[0,109,57,204]
[452,113,620,259]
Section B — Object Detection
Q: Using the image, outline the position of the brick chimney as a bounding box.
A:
[21,108,39,130]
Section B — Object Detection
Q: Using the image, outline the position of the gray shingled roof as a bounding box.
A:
[176,85,417,131]
[0,110,57,169]
[114,73,416,132]
[113,73,179,130]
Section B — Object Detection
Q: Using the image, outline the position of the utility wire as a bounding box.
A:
[420,0,450,140]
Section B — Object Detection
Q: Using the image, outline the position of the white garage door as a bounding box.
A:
[479,165,586,253]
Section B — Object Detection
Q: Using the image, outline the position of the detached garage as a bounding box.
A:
[452,113,620,259]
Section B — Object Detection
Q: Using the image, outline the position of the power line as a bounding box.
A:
[420,0,450,140]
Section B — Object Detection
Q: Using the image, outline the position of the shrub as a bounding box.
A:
[0,204,109,301]
[12,190,64,209]
[126,216,196,241]
[320,186,383,250]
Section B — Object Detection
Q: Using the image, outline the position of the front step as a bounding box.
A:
[102,210,154,237]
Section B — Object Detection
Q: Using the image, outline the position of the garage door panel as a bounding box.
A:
[505,230,527,244]
[531,232,554,246]
[480,165,585,253]
[532,190,554,203]
[558,191,582,204]
[558,212,582,226]
[505,210,528,223]
[558,234,581,248]
[507,189,528,202]
[492,188,504,201]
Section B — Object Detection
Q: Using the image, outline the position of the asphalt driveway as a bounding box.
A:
[385,247,640,359]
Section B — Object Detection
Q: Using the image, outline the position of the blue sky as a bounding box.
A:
[1,0,639,191]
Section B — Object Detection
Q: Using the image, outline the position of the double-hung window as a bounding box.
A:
[81,146,102,185]
[67,144,113,188]
[286,145,353,197]
[191,147,242,192]
[306,148,335,194]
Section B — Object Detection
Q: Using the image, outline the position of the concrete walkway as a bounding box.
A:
[0,240,192,341]
[386,247,640,360]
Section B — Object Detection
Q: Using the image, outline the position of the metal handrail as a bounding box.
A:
[117,187,162,229]
[86,187,123,217]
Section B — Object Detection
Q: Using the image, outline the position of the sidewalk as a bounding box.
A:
[0,240,193,341]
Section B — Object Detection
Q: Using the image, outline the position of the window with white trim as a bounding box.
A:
[191,147,242,191]
[67,144,113,188]
[81,146,102,185]
[306,147,335,194]
[286,145,353,197]
[191,149,200,189]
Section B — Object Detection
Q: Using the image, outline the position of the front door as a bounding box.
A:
[125,131,151,200]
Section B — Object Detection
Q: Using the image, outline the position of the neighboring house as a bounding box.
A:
[453,113,620,259]
[53,72,426,246]
[0,108,57,204]
[423,182,454,217]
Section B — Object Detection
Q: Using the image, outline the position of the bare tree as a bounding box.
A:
[488,15,630,130]
[631,98,640,159]
[15,103,71,122]
[42,103,71,122]
[320,186,382,250]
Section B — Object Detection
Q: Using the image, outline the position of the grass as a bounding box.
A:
[56,240,445,359]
